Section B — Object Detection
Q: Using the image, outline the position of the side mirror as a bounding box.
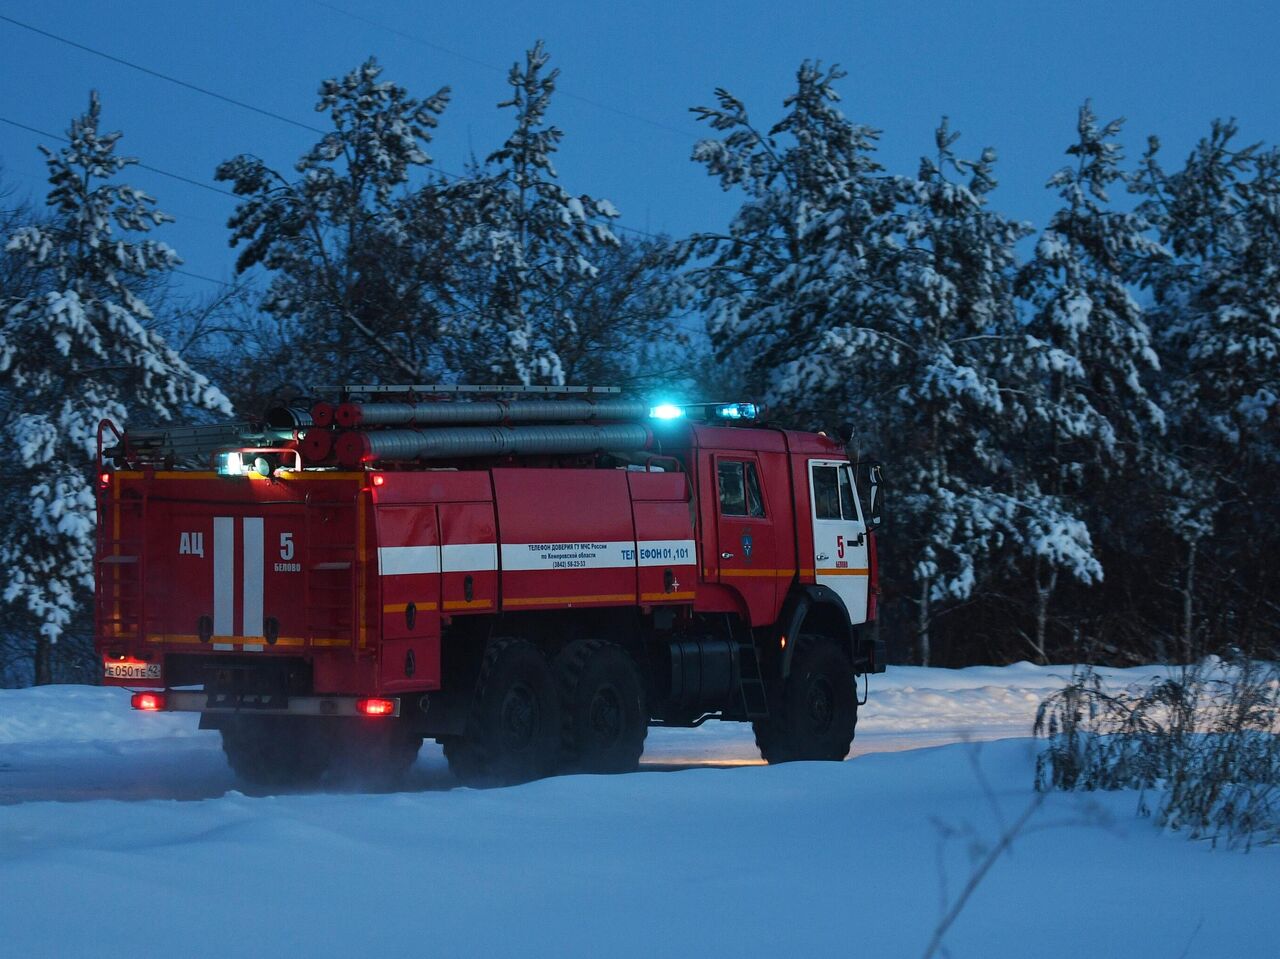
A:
[858,461,885,529]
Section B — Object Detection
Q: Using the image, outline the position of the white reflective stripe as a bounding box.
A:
[242,517,264,637]
[378,545,441,576]
[442,543,497,572]
[501,541,636,571]
[213,517,234,636]
[375,540,695,574]
[636,539,696,566]
[212,642,234,652]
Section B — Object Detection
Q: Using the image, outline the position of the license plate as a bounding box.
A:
[103,660,162,681]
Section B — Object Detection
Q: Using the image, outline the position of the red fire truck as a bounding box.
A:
[96,386,883,787]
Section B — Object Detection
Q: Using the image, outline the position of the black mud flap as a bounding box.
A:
[854,635,887,674]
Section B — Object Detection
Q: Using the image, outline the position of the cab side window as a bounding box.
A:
[812,465,841,519]
[718,460,765,518]
[838,467,860,522]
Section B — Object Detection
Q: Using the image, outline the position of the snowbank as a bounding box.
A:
[0,664,1273,958]
[0,660,1167,747]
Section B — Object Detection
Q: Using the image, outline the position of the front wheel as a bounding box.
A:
[753,639,857,763]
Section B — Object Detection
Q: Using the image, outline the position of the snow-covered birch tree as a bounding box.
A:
[0,94,229,683]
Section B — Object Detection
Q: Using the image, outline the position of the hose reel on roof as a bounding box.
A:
[335,423,656,467]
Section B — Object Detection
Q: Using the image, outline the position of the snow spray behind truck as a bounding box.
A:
[95,386,884,787]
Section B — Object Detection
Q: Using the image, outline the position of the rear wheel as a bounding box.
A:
[440,735,484,782]
[446,639,561,787]
[331,718,422,788]
[220,715,331,789]
[753,638,857,763]
[554,640,647,773]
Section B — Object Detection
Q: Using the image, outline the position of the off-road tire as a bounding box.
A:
[446,638,561,787]
[220,715,331,789]
[330,718,423,788]
[554,640,647,773]
[440,735,485,782]
[752,637,857,763]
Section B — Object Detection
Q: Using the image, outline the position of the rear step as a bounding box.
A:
[135,690,401,718]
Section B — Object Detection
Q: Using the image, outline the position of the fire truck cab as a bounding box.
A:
[96,388,884,787]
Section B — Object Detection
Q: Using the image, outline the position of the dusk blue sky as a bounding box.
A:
[2,0,1277,300]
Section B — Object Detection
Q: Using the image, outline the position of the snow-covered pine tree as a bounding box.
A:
[548,234,694,393]
[683,70,1091,664]
[680,62,900,418]
[216,58,452,392]
[0,94,229,683]
[1015,102,1167,659]
[891,120,1100,665]
[444,41,619,385]
[0,193,42,306]
[1019,102,1167,465]
[1133,122,1280,655]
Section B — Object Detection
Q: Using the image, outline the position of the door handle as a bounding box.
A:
[721,552,735,559]
[816,553,830,561]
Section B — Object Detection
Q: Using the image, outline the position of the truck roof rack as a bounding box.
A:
[318,384,622,397]
[103,420,301,468]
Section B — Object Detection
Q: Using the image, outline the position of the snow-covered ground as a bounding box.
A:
[0,664,1274,957]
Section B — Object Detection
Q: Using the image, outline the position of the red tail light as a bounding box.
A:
[371,474,386,487]
[131,692,166,711]
[99,471,112,487]
[356,697,396,717]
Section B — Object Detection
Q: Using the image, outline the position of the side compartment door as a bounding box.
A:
[808,460,869,624]
[440,502,499,615]
[376,505,442,691]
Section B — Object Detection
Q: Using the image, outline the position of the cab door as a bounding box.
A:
[714,454,777,624]
[808,460,869,624]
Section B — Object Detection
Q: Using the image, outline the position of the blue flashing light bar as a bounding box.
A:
[646,400,762,423]
[648,403,686,420]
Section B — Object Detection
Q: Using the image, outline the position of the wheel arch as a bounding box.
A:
[776,585,854,679]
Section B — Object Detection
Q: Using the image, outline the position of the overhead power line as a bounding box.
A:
[308,0,701,143]
[0,13,326,136]
[3,113,661,241]
[0,117,238,288]
[175,268,236,288]
[0,116,236,198]
[0,17,666,241]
